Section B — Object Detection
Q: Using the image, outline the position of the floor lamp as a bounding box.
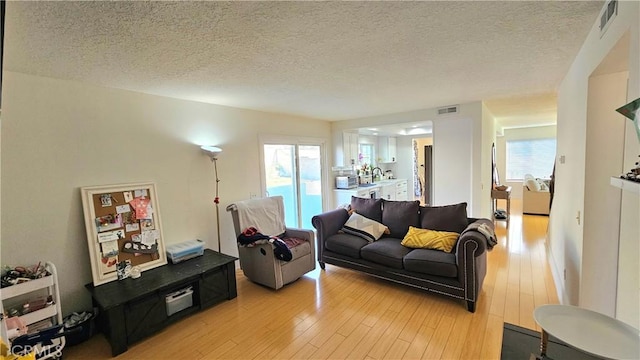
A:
[201,145,223,252]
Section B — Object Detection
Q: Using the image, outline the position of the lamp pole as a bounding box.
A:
[212,156,221,252]
[201,145,223,253]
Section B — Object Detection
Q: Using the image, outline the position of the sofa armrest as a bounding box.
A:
[455,219,491,258]
[311,208,350,263]
[284,227,316,269]
[455,218,492,307]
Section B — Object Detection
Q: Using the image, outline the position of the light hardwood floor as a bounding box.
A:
[65,199,558,359]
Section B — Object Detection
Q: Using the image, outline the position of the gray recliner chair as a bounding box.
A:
[226,196,315,290]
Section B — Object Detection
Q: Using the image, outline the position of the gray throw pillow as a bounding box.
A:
[419,202,468,234]
[382,200,420,238]
[350,197,383,223]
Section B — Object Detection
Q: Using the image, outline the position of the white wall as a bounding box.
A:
[496,125,557,199]
[394,135,414,196]
[331,102,489,218]
[432,117,473,207]
[0,72,331,314]
[582,71,628,317]
[551,0,640,326]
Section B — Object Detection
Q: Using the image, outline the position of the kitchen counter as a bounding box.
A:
[334,178,405,190]
[333,179,408,206]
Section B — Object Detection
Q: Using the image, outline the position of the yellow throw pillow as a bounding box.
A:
[401,226,459,252]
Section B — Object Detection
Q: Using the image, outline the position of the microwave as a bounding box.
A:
[336,176,358,189]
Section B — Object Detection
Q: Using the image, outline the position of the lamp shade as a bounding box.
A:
[201,145,222,159]
[615,97,640,142]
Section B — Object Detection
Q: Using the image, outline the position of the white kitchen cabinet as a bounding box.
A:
[381,184,395,201]
[334,189,356,207]
[342,132,360,167]
[334,187,378,208]
[0,262,65,359]
[377,136,397,163]
[357,188,372,198]
[395,180,408,201]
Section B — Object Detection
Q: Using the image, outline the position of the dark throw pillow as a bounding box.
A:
[381,200,420,238]
[419,202,468,234]
[350,197,383,223]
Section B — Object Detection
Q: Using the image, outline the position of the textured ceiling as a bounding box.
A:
[4,1,603,126]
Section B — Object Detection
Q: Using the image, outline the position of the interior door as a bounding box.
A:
[262,143,323,229]
[423,145,433,205]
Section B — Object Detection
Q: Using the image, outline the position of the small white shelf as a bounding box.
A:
[610,177,640,195]
[0,263,64,360]
[0,275,54,300]
[20,305,57,325]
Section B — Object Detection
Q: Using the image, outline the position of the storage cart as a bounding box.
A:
[0,262,65,359]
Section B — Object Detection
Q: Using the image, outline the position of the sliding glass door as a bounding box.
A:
[262,139,324,229]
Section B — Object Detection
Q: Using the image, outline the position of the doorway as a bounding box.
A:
[413,137,433,205]
[260,138,324,229]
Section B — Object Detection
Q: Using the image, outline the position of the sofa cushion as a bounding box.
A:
[350,197,383,223]
[361,238,412,269]
[419,202,468,234]
[342,212,388,243]
[401,226,459,252]
[382,200,420,239]
[325,233,368,259]
[403,249,458,277]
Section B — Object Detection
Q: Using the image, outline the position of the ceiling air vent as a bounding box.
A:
[599,0,617,38]
[437,105,459,115]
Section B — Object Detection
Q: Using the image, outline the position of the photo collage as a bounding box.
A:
[93,188,160,279]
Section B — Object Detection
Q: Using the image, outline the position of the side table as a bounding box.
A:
[533,304,640,359]
[491,186,511,224]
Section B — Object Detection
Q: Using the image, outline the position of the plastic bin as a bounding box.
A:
[165,287,193,316]
[5,316,28,339]
[166,240,204,264]
[62,311,94,346]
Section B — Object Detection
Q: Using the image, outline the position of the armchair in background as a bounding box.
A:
[523,174,551,215]
[226,196,315,290]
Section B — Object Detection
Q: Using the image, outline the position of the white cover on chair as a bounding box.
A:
[234,196,286,236]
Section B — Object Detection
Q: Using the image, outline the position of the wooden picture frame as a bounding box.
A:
[81,182,167,286]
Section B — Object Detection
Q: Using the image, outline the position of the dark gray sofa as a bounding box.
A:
[311,198,494,313]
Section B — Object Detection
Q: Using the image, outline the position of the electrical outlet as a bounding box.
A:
[249,192,257,199]
[576,210,581,225]
[560,155,566,164]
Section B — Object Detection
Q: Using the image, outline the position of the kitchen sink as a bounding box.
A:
[358,183,377,187]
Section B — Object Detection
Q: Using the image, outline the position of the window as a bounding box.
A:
[506,138,556,181]
[358,143,374,166]
[262,141,324,230]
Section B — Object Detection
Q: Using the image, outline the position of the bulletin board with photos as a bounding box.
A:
[81,182,167,286]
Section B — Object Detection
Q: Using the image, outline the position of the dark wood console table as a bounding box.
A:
[86,249,237,356]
